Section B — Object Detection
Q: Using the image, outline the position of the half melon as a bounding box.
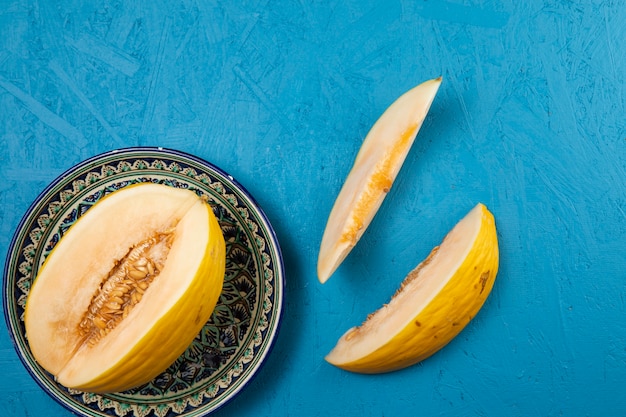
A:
[325,203,498,373]
[24,183,226,393]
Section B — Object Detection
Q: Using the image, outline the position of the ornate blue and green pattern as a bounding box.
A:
[3,147,284,417]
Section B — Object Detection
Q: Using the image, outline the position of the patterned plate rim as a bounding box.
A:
[2,146,285,416]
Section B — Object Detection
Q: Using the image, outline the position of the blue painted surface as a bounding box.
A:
[0,0,625,416]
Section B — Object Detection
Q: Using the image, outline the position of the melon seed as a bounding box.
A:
[110,289,125,298]
[129,269,147,280]
[105,301,122,310]
[93,317,107,330]
[132,291,142,304]
[110,296,124,305]
[133,258,148,267]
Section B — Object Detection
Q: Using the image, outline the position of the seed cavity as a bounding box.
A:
[78,229,174,346]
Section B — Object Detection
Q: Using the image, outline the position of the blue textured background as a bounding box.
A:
[1,1,625,416]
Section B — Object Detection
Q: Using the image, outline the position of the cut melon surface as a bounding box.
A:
[318,77,442,283]
[325,203,499,373]
[24,183,226,392]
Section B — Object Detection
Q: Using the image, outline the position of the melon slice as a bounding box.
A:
[25,183,226,393]
[325,203,498,373]
[318,77,442,283]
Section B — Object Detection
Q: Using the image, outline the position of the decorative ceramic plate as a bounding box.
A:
[3,147,284,416]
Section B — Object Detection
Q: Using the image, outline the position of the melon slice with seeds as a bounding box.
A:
[325,203,499,373]
[317,77,442,283]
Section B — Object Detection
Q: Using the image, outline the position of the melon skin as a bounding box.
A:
[24,183,226,393]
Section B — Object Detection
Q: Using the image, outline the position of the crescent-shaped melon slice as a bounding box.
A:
[25,183,225,392]
[318,77,442,283]
[325,203,499,373]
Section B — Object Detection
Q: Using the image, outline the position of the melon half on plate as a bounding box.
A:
[25,183,226,393]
